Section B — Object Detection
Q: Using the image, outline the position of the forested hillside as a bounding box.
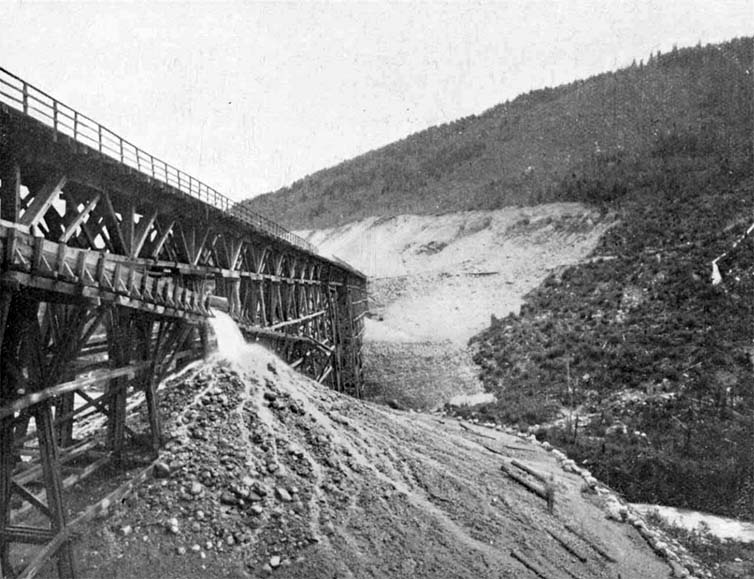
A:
[465,38,754,522]
[244,38,752,230]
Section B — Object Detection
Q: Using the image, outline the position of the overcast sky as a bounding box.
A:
[0,1,751,201]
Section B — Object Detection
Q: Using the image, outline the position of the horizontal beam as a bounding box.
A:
[0,363,149,419]
[237,323,331,354]
[0,525,54,545]
[13,440,98,486]
[268,309,326,330]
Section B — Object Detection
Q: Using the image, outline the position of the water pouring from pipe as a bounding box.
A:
[207,311,248,362]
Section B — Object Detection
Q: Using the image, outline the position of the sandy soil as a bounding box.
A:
[27,345,679,579]
[301,204,614,408]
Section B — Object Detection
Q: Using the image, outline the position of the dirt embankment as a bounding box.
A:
[46,347,683,579]
[301,203,614,409]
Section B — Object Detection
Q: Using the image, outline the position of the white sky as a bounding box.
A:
[0,1,751,201]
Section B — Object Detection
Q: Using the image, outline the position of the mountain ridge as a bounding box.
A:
[243,37,752,230]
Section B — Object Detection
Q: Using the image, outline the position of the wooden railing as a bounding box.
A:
[0,67,316,254]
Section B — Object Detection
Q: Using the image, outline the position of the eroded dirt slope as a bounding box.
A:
[58,345,682,579]
[301,203,614,408]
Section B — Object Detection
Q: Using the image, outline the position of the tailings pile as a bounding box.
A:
[53,344,685,579]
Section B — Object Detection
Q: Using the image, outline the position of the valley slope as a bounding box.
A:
[300,203,613,409]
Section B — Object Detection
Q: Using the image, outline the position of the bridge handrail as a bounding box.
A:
[0,67,316,254]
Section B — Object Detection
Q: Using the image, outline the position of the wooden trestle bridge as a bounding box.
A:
[0,68,367,578]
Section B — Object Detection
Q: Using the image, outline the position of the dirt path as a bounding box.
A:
[39,346,679,579]
[303,204,615,409]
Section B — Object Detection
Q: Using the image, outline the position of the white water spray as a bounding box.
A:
[208,311,248,361]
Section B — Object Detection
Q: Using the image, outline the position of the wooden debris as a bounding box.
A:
[511,459,549,483]
[564,522,617,563]
[500,462,549,501]
[480,443,507,456]
[510,550,552,579]
[459,422,497,440]
[547,529,588,563]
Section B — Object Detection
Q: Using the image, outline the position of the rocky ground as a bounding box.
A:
[22,343,705,579]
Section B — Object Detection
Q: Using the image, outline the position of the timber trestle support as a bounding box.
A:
[0,68,366,577]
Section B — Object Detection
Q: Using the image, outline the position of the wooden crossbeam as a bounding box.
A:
[123,203,136,258]
[250,246,268,272]
[98,192,127,255]
[20,173,67,229]
[228,238,243,270]
[12,440,98,486]
[132,209,157,258]
[0,364,149,420]
[1,525,54,545]
[176,223,192,263]
[150,220,174,259]
[11,483,51,518]
[214,234,230,269]
[273,253,285,276]
[268,309,326,330]
[193,228,211,266]
[40,205,66,240]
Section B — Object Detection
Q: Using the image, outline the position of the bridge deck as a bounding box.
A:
[0,67,315,254]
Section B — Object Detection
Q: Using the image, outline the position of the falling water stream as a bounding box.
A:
[207,311,248,361]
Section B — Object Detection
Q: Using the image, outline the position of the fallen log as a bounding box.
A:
[458,422,496,440]
[480,443,507,456]
[511,459,549,483]
[547,529,588,563]
[564,522,617,563]
[500,462,548,501]
[510,550,551,579]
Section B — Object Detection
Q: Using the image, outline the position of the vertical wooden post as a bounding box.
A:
[106,308,129,461]
[0,416,14,578]
[199,322,211,359]
[0,156,20,223]
[55,392,75,448]
[136,316,161,455]
[0,293,80,577]
[33,402,75,578]
[0,290,15,577]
